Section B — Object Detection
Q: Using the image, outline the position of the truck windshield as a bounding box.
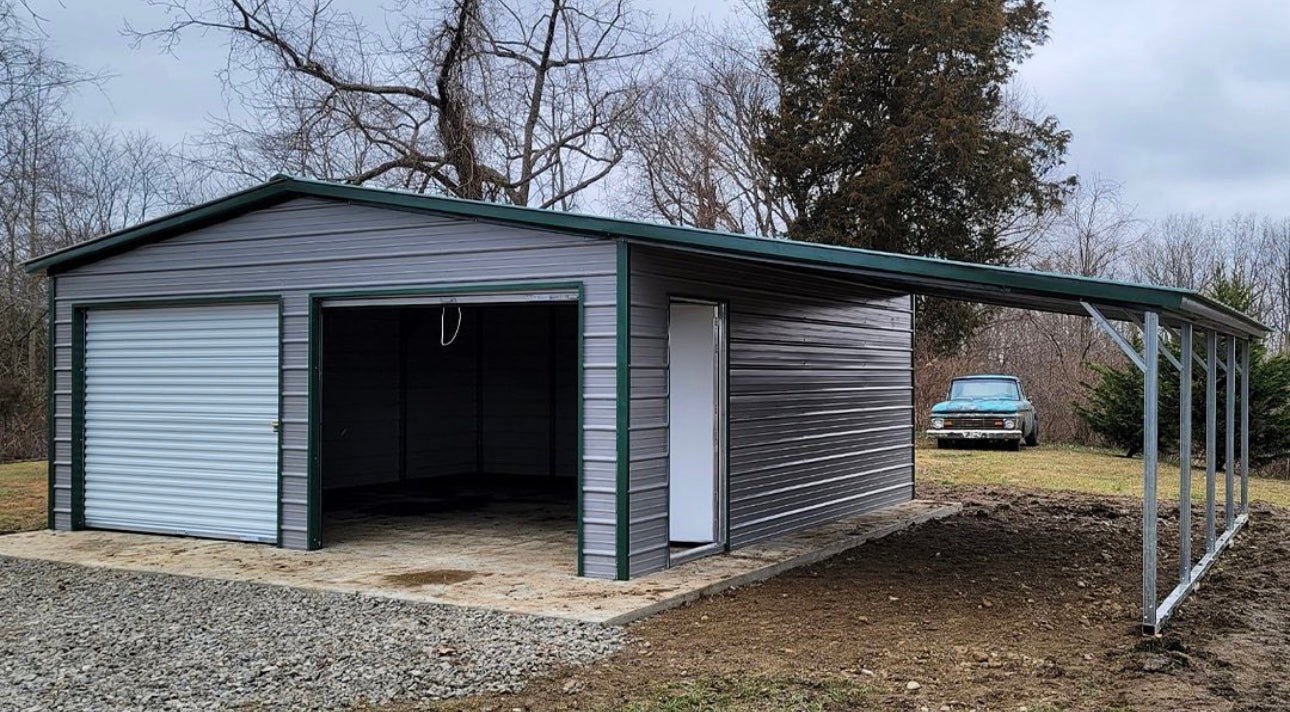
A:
[949,379,1020,400]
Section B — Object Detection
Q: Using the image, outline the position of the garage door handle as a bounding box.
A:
[271,420,281,432]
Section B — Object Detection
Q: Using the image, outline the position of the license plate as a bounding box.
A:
[963,431,983,439]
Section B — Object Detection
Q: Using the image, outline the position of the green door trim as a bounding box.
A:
[70,306,85,530]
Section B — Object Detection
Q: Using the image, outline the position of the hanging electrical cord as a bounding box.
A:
[441,306,463,346]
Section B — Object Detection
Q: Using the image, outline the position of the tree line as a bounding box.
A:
[918,179,1290,470]
[1,0,1287,466]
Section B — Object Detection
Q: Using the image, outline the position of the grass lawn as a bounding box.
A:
[5,447,1287,536]
[0,460,45,534]
[917,441,1290,508]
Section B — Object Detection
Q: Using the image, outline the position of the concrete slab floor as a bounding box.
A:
[0,499,960,625]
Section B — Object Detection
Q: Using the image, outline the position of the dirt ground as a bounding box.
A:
[411,484,1290,712]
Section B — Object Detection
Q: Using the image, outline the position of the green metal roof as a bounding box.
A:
[25,174,1267,338]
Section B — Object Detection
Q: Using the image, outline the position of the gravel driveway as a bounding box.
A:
[0,556,624,711]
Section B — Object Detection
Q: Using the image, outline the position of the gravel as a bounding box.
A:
[0,556,625,711]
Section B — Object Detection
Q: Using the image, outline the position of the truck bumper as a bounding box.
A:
[927,429,1023,441]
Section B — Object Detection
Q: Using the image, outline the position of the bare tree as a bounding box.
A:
[133,0,666,208]
[1130,213,1279,333]
[987,86,1072,257]
[0,1,205,461]
[622,26,789,235]
[1130,214,1220,291]
[0,0,86,460]
[1258,218,1290,352]
[1033,175,1138,278]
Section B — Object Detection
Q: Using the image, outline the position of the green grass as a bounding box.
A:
[7,444,1282,539]
[609,675,870,712]
[917,442,1290,508]
[0,460,46,534]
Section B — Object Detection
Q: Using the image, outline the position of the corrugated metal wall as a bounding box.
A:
[627,245,915,577]
[49,198,620,578]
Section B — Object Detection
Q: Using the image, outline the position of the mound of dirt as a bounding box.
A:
[422,484,1290,711]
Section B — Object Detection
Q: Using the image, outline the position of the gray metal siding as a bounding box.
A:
[628,245,914,576]
[50,198,619,579]
[51,294,74,531]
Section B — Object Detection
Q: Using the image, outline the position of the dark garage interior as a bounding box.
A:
[318,302,579,553]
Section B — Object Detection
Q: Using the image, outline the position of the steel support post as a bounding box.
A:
[1241,340,1251,515]
[1142,312,1160,631]
[1081,305,1234,632]
[1226,337,1237,531]
[1205,330,1218,553]
[1178,324,1193,583]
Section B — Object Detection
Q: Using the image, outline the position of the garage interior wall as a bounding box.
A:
[46,197,621,577]
[321,304,579,489]
[627,245,916,577]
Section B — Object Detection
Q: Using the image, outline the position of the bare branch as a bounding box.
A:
[132,0,666,206]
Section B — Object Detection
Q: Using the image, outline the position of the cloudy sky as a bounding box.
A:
[25,0,1290,222]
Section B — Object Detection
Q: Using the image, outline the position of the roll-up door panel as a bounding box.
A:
[83,303,280,542]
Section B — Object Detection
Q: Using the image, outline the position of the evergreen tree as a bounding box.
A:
[758,0,1075,352]
[1076,271,1290,467]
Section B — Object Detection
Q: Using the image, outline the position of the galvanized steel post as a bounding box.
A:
[1241,339,1250,515]
[1205,330,1218,553]
[1142,311,1160,631]
[1178,323,1193,584]
[1226,337,1237,530]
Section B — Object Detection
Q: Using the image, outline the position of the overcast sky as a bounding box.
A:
[26,0,1290,222]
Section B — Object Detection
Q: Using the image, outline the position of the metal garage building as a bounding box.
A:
[26,175,1264,630]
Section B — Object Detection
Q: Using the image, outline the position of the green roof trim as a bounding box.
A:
[25,174,1267,338]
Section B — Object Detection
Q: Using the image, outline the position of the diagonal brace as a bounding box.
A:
[1160,343,1183,372]
[1082,302,1146,372]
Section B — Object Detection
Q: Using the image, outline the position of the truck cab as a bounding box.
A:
[927,374,1038,451]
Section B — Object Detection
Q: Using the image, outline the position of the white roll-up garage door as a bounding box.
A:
[83,303,280,542]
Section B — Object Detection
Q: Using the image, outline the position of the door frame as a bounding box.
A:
[69,295,285,540]
[665,296,729,567]
[305,281,587,566]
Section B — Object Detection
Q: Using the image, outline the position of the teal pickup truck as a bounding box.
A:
[927,374,1038,451]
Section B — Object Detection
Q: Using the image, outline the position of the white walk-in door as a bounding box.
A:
[83,303,280,542]
[668,302,724,544]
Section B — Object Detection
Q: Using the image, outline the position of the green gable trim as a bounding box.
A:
[25,174,1267,338]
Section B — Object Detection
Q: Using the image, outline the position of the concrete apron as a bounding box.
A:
[0,500,959,625]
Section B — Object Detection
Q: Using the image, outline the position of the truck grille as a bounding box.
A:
[943,416,1010,429]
